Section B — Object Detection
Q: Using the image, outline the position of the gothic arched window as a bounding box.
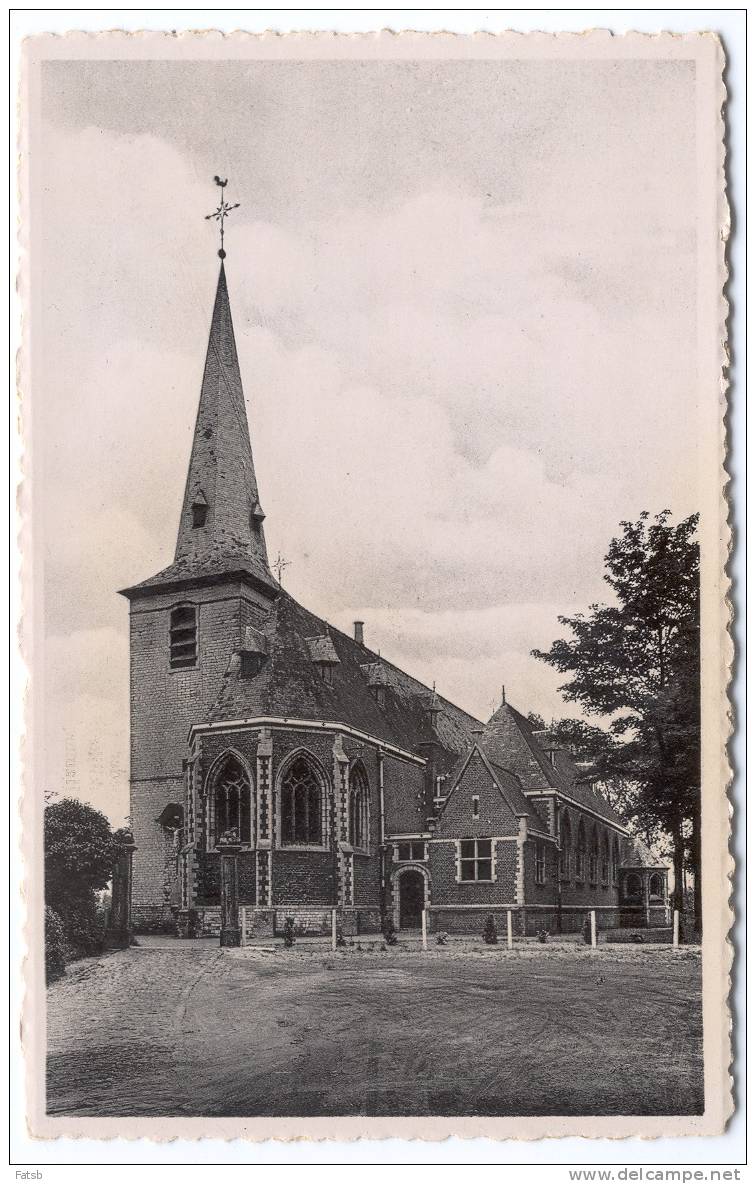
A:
[649,873,664,899]
[575,820,587,882]
[559,812,572,878]
[625,872,643,899]
[348,764,369,850]
[612,836,620,886]
[601,832,610,883]
[281,755,323,846]
[212,756,252,846]
[589,826,599,884]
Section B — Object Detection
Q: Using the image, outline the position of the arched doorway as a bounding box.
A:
[398,869,425,929]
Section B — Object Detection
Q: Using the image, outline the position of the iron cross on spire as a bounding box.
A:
[272,552,291,586]
[205,176,240,259]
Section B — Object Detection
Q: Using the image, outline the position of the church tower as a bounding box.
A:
[120,190,278,927]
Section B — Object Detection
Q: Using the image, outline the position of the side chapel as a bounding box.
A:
[120,232,668,938]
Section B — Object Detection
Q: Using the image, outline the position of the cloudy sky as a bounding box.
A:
[33,57,698,822]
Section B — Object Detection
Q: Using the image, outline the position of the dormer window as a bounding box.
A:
[169,605,197,669]
[191,493,208,528]
[250,501,266,536]
[240,652,265,679]
[305,634,340,686]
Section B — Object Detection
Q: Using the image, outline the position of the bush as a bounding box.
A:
[63,895,106,959]
[381,915,398,946]
[45,906,67,983]
[483,914,498,945]
[282,917,296,947]
[537,929,549,944]
[436,931,449,946]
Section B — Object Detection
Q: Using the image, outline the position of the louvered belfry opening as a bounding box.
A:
[169,605,198,669]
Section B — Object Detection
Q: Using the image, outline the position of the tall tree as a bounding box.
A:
[533,511,701,926]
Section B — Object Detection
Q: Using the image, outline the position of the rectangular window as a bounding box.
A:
[535,843,546,885]
[459,838,493,882]
[397,841,426,862]
[472,795,480,819]
[170,605,197,669]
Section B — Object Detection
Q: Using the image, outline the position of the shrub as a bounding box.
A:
[436,931,449,946]
[483,914,498,944]
[45,906,67,984]
[381,915,398,946]
[187,909,203,939]
[581,915,593,945]
[537,929,549,944]
[282,917,296,947]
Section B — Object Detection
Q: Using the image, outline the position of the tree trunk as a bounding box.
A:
[672,829,686,913]
[692,791,703,935]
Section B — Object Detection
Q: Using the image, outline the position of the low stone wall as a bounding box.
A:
[133,904,176,934]
[341,907,382,936]
[606,927,674,945]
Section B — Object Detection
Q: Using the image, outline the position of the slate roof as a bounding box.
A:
[620,836,669,869]
[121,263,278,600]
[481,703,626,829]
[205,590,482,763]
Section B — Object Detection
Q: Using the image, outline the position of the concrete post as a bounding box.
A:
[421,908,428,951]
[218,830,242,948]
[590,910,597,949]
[673,909,680,948]
[331,908,338,952]
[506,909,513,950]
[104,832,136,950]
[239,906,247,947]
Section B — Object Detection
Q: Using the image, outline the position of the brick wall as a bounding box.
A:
[436,750,521,840]
[272,849,337,905]
[521,836,559,906]
[428,837,518,906]
[131,777,183,910]
[129,578,272,908]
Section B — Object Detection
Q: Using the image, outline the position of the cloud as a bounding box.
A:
[34,69,699,819]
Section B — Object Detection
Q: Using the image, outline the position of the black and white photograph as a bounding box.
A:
[19,27,731,1143]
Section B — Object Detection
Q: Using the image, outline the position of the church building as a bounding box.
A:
[120,241,668,940]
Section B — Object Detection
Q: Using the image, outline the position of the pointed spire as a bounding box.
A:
[174,262,270,577]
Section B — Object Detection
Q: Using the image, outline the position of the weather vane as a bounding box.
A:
[205,176,240,259]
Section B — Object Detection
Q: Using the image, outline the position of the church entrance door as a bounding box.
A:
[398,869,425,929]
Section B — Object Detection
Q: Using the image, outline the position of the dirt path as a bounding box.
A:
[46,945,703,1117]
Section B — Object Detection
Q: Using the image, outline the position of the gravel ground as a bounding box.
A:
[46,942,703,1118]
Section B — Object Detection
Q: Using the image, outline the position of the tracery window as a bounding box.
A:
[281,755,323,846]
[212,756,251,846]
[348,765,369,850]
